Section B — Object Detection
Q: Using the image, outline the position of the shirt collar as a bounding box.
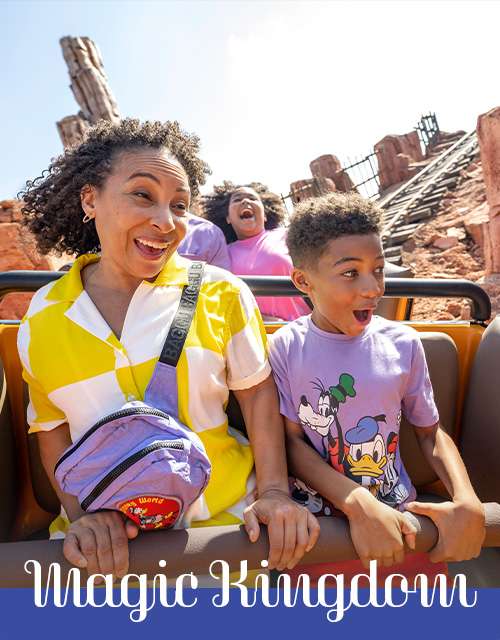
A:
[45,253,97,302]
[150,251,189,287]
[45,251,189,302]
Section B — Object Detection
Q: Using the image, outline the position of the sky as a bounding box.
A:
[2,0,500,211]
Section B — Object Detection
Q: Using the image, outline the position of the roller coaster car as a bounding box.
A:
[0,269,499,587]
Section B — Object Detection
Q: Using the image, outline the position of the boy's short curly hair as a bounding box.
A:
[287,192,383,269]
[202,181,287,244]
[19,118,211,256]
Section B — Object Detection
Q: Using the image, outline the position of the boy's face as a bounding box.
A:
[292,233,385,336]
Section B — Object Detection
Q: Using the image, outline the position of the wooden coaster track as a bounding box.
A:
[378,130,480,264]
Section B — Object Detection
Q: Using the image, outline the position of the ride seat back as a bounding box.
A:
[23,381,60,516]
[460,314,500,503]
[0,356,18,542]
[0,325,60,541]
[397,331,458,490]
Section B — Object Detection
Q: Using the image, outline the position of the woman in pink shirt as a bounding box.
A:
[203,182,311,321]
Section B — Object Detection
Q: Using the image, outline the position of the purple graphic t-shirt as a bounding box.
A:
[268,315,439,511]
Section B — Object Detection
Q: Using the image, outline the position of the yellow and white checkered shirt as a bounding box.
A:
[18,252,271,527]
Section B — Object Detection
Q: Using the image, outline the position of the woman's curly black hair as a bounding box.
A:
[201,181,287,244]
[18,118,212,256]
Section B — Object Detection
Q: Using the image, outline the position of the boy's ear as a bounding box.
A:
[80,184,96,216]
[291,267,313,294]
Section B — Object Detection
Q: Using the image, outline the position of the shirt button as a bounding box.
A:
[127,394,136,402]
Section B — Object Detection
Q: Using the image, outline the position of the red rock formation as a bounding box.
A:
[56,115,90,149]
[464,200,489,248]
[56,37,119,149]
[289,176,336,204]
[309,154,356,192]
[374,131,424,189]
[477,106,500,274]
[0,201,70,320]
[1,37,117,318]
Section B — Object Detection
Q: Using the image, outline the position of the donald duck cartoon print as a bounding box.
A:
[296,374,408,508]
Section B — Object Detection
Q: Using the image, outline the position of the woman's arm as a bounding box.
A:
[233,374,320,571]
[37,423,84,521]
[37,425,139,580]
[406,422,485,562]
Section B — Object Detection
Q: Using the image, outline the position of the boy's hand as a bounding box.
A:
[243,488,320,571]
[405,498,485,562]
[345,488,417,569]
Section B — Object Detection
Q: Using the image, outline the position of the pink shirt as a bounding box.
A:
[228,228,311,321]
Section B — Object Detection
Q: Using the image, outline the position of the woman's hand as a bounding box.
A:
[37,426,139,580]
[243,488,320,571]
[63,511,140,582]
[410,422,486,562]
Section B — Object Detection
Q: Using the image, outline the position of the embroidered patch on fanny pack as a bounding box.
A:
[117,495,183,530]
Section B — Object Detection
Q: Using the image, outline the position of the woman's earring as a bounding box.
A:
[82,212,95,224]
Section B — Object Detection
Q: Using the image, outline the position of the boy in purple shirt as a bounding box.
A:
[267,192,484,569]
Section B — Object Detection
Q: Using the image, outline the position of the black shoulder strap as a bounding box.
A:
[158,261,205,367]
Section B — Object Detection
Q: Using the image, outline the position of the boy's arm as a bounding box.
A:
[406,421,485,562]
[285,416,417,569]
[234,375,320,572]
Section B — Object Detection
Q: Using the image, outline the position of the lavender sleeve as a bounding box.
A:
[177,216,230,271]
[267,335,300,423]
[401,335,440,427]
[207,232,230,270]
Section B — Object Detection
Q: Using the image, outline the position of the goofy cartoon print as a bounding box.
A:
[290,373,355,515]
[297,373,356,473]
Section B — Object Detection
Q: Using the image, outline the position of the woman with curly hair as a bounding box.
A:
[203,181,311,321]
[17,119,319,581]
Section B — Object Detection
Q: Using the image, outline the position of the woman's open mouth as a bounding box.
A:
[135,238,169,258]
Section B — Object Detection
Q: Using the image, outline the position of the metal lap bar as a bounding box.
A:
[0,272,492,322]
[1,503,499,587]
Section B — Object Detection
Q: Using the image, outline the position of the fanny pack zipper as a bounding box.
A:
[81,440,185,511]
[54,407,171,473]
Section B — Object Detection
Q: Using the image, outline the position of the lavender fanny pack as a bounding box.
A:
[54,261,211,531]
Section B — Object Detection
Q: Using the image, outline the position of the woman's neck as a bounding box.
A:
[81,260,144,340]
[82,258,146,296]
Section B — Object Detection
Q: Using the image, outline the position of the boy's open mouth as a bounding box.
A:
[353,309,372,323]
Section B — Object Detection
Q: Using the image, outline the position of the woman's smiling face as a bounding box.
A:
[226,187,267,240]
[81,148,190,288]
